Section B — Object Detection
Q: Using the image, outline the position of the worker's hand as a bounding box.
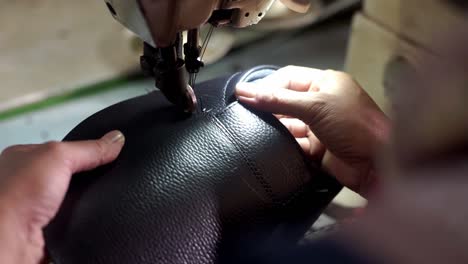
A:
[236,66,390,197]
[0,131,125,264]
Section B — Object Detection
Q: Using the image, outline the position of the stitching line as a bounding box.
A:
[210,110,277,203]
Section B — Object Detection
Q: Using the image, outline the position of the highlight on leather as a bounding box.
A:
[44,65,342,264]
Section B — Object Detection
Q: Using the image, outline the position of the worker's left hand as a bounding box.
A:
[0,131,125,264]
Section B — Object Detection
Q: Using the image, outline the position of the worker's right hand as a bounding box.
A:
[236,66,390,197]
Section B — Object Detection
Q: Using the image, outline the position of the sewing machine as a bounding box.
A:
[103,0,311,112]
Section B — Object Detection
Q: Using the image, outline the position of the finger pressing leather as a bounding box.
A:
[61,131,125,173]
[267,66,325,92]
[237,83,318,124]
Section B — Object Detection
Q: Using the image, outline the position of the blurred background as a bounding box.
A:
[0,0,359,150]
[1,0,467,222]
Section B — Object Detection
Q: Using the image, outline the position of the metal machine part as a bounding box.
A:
[140,41,198,112]
[104,0,310,112]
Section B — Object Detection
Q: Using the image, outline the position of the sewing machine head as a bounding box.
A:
[104,0,310,112]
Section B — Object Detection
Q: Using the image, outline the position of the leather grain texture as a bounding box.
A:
[44,66,342,264]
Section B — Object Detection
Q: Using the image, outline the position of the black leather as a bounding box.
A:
[44,66,342,264]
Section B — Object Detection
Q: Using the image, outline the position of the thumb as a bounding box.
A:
[61,130,125,173]
[236,82,319,123]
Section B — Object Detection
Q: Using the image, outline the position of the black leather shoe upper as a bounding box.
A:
[44,66,342,264]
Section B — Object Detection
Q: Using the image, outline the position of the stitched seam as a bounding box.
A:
[279,185,309,207]
[212,115,275,202]
[218,102,238,114]
[214,104,322,207]
[221,73,240,108]
[210,113,277,203]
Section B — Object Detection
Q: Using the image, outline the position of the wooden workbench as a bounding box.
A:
[345,0,468,113]
[0,0,140,112]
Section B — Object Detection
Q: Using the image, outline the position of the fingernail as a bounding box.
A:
[102,130,125,144]
[235,82,257,98]
[237,96,257,104]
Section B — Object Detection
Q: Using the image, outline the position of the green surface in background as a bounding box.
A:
[0,77,137,121]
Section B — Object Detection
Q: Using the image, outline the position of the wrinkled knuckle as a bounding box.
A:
[94,140,109,164]
[94,140,107,157]
[275,95,289,106]
[258,90,281,105]
[305,98,328,121]
[305,101,319,116]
